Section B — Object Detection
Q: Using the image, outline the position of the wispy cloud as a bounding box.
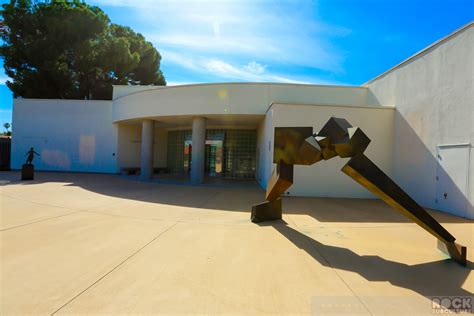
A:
[0,58,10,85]
[160,50,335,84]
[89,0,350,84]
[244,61,266,75]
[0,74,9,85]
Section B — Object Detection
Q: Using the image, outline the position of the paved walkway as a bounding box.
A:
[1,172,472,315]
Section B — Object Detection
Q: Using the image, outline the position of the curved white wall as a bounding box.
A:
[112,83,371,122]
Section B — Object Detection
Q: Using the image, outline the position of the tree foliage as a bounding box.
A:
[0,0,166,100]
[2,122,11,136]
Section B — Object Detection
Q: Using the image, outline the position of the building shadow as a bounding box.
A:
[0,171,265,212]
[267,220,473,310]
[1,169,472,224]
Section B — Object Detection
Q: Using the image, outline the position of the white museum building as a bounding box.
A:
[11,22,473,219]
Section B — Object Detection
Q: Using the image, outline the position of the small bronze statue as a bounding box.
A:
[25,147,40,165]
[22,147,40,181]
[252,117,467,265]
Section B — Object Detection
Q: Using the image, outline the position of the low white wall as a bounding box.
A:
[366,23,473,218]
[112,83,371,123]
[116,123,168,170]
[11,99,117,173]
[262,103,394,198]
[117,124,141,168]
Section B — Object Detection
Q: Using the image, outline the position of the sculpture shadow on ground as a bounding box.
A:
[281,196,472,224]
[265,220,473,310]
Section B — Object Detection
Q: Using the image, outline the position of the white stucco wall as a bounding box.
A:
[366,23,473,218]
[11,99,118,173]
[117,123,168,170]
[112,83,371,123]
[117,124,141,168]
[261,103,395,198]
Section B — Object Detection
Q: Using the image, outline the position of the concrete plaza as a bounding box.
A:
[1,172,472,315]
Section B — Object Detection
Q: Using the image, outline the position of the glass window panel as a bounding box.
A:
[167,129,256,179]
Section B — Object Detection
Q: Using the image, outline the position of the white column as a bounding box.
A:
[191,117,206,184]
[140,119,154,180]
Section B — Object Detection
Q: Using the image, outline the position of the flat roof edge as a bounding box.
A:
[112,82,367,100]
[267,102,396,113]
[363,21,474,86]
[112,82,366,89]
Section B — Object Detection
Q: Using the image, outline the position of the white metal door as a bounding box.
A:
[436,144,470,217]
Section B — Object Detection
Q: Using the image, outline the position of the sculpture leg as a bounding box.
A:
[341,153,467,265]
[251,198,282,223]
[251,161,293,223]
[265,161,294,201]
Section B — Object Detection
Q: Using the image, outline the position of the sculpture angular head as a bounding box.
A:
[273,127,315,165]
[273,117,371,165]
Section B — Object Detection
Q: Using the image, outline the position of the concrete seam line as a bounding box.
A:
[0,211,82,232]
[77,188,222,224]
[284,215,374,315]
[1,191,134,213]
[50,221,180,316]
[196,190,221,209]
[80,209,178,223]
[0,190,166,230]
[0,177,175,214]
[0,192,85,211]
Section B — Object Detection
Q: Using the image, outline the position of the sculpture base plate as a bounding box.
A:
[251,198,282,223]
[21,164,34,181]
[437,240,467,266]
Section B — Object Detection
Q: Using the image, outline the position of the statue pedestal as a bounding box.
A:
[21,164,34,180]
[251,198,282,223]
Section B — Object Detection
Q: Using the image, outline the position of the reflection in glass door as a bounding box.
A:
[183,140,222,177]
[184,141,192,175]
[205,140,223,177]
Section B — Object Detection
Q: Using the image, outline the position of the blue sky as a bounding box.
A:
[0,0,473,127]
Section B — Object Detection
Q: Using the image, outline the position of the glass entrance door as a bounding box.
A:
[205,140,223,177]
[183,140,222,177]
[170,129,256,179]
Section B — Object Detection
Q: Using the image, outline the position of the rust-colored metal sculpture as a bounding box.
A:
[251,117,467,265]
